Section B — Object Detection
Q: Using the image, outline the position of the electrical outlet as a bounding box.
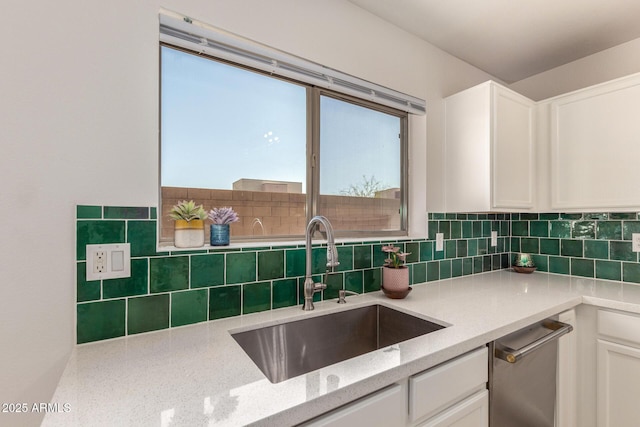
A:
[633,233,640,252]
[94,250,106,273]
[491,231,498,247]
[86,243,131,280]
[436,233,444,251]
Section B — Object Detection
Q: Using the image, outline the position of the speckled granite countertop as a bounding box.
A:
[42,271,640,426]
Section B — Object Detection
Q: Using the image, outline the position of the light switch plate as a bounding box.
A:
[491,231,498,247]
[436,233,444,251]
[86,243,131,280]
[633,233,640,252]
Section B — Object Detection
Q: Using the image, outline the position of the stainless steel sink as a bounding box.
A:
[231,304,446,383]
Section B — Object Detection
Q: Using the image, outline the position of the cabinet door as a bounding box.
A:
[418,390,488,427]
[550,74,640,209]
[597,339,640,427]
[491,86,535,209]
[301,383,405,427]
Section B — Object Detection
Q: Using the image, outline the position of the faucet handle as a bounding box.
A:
[337,290,359,304]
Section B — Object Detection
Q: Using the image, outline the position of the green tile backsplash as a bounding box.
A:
[74,206,640,344]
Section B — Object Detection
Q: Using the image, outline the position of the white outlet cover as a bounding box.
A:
[491,231,498,247]
[435,233,444,251]
[86,243,131,281]
[633,233,640,252]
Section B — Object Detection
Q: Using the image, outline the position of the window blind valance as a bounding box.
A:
[159,14,427,115]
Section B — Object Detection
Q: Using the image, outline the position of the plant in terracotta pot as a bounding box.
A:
[208,207,239,246]
[170,200,207,248]
[381,244,411,294]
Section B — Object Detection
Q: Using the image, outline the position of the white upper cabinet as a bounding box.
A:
[549,73,640,210]
[444,81,536,212]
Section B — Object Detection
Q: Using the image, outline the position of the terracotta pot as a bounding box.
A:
[174,219,205,248]
[382,266,409,291]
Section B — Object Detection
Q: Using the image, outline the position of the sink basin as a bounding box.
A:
[231,304,446,383]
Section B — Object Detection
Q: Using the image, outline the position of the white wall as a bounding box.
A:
[510,36,640,101]
[0,1,494,425]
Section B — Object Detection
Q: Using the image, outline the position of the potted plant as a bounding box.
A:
[381,244,411,294]
[170,200,207,248]
[208,207,239,246]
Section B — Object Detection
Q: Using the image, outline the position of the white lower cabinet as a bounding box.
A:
[301,347,488,427]
[596,310,640,427]
[417,390,488,427]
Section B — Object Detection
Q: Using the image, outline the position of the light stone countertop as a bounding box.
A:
[42,271,640,426]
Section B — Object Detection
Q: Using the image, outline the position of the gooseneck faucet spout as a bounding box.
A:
[303,216,339,311]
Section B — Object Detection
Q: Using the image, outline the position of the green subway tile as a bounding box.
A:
[405,242,420,263]
[456,214,468,220]
[451,259,463,278]
[427,261,440,281]
[257,250,284,281]
[623,221,640,240]
[446,213,456,219]
[413,262,426,283]
[572,221,595,239]
[150,256,189,293]
[127,221,158,257]
[273,278,298,309]
[433,213,445,220]
[127,294,169,335]
[584,213,608,220]
[482,255,492,272]
[103,258,148,299]
[473,221,483,238]
[531,255,548,272]
[243,281,271,314]
[623,263,640,283]
[76,205,102,219]
[439,221,451,239]
[76,262,101,302]
[354,245,372,269]
[462,258,473,275]
[76,220,126,261]
[439,260,451,279]
[456,240,468,258]
[468,239,478,257]
[324,272,344,300]
[286,248,305,277]
[549,256,570,275]
[420,241,433,262]
[150,207,157,220]
[462,221,473,238]
[550,221,572,238]
[520,213,539,220]
[482,221,491,237]
[510,237,521,253]
[77,299,125,344]
[584,240,609,259]
[226,252,257,284]
[540,213,560,220]
[561,239,583,257]
[104,206,149,219]
[191,253,224,288]
[445,240,456,259]
[373,244,388,267]
[473,257,484,274]
[428,221,438,240]
[170,249,207,255]
[610,241,636,261]
[363,268,382,293]
[596,221,622,240]
[521,238,539,254]
[477,238,487,255]
[610,212,636,220]
[596,260,622,281]
[209,285,241,320]
[540,238,560,255]
[529,221,548,237]
[468,214,478,220]
[171,289,208,327]
[450,221,462,239]
[512,221,529,237]
[335,246,354,271]
[345,270,364,293]
[560,213,583,220]
[571,258,594,278]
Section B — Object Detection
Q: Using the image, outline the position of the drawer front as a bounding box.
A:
[418,389,489,427]
[598,310,640,346]
[409,347,488,423]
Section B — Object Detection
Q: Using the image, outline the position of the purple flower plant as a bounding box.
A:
[381,244,411,268]
[208,207,239,225]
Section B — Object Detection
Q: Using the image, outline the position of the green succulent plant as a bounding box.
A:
[169,200,207,222]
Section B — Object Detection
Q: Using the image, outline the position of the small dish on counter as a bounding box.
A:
[513,266,537,274]
[382,286,412,299]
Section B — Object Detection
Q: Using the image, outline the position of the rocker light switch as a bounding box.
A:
[436,233,444,251]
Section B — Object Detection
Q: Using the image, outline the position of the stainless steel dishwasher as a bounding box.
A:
[489,319,573,427]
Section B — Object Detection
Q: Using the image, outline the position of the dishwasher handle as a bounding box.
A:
[494,319,573,364]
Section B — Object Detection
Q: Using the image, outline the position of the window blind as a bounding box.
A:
[159,14,427,115]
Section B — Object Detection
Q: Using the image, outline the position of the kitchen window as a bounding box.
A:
[159,16,417,243]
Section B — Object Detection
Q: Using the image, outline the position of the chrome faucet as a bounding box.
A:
[303,216,339,311]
